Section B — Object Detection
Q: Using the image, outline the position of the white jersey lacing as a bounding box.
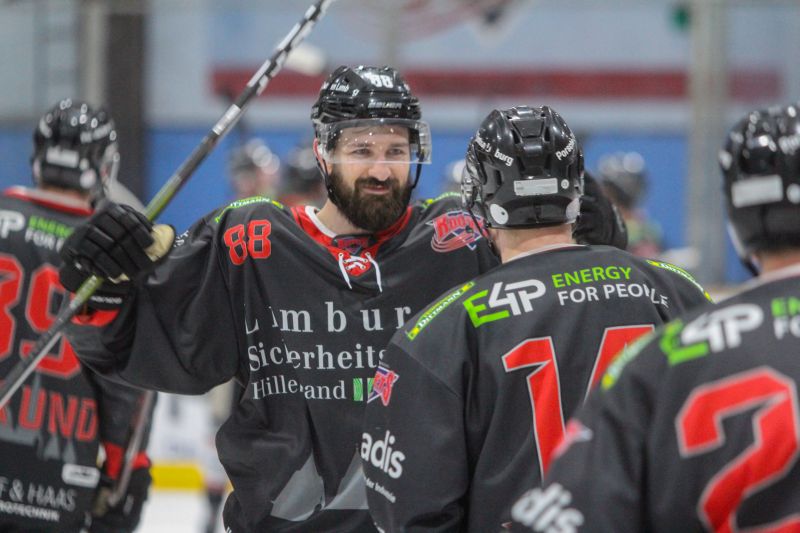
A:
[337,252,383,292]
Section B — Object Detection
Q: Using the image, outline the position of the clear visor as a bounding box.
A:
[460,156,481,208]
[318,118,432,165]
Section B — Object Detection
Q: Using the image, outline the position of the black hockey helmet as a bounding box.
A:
[719,103,800,261]
[310,66,431,200]
[311,65,423,131]
[597,151,647,209]
[462,105,583,229]
[32,99,118,200]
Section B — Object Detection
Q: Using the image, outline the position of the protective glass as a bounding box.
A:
[317,118,432,165]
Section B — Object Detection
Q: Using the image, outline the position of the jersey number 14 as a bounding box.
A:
[502,324,654,477]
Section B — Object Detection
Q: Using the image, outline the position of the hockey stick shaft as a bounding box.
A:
[106,389,155,507]
[0,0,336,411]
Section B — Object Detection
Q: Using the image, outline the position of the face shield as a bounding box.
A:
[316,118,432,166]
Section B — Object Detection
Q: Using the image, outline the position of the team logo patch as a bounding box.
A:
[368,366,399,406]
[428,210,483,253]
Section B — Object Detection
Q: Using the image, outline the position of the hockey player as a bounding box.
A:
[0,100,151,532]
[228,139,281,200]
[362,105,711,532]
[511,103,800,532]
[58,66,623,533]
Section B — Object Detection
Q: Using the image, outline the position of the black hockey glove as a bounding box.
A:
[573,171,628,249]
[60,202,175,282]
[59,262,131,310]
[89,468,151,533]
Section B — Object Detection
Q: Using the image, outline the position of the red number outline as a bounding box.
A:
[676,367,800,533]
[223,220,272,265]
[503,325,653,477]
[0,254,23,360]
[586,324,654,396]
[0,255,80,379]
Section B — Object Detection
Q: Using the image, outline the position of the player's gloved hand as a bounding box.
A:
[59,263,132,310]
[60,201,175,283]
[573,171,628,249]
[89,467,151,533]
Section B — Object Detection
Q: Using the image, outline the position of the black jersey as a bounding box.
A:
[362,244,711,533]
[512,265,800,533]
[0,187,145,532]
[66,194,497,532]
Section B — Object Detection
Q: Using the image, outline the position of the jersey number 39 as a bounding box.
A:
[0,255,80,379]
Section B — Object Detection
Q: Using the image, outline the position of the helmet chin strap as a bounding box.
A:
[727,223,760,277]
[466,201,500,259]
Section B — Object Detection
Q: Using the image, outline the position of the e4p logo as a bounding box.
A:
[464,279,546,328]
[368,366,399,406]
[662,303,763,366]
[0,210,24,238]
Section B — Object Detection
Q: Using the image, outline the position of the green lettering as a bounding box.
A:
[464,290,509,328]
[552,273,564,288]
[660,321,709,365]
[606,266,620,280]
[565,272,580,286]
[619,266,631,280]
[591,266,606,282]
[579,269,592,283]
[790,297,800,316]
[773,298,787,317]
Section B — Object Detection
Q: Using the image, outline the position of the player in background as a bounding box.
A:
[598,151,663,257]
[362,106,710,532]
[227,139,281,200]
[278,142,327,207]
[0,100,151,532]
[512,103,800,532]
[58,66,625,533]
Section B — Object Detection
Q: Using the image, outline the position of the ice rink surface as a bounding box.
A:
[139,490,223,533]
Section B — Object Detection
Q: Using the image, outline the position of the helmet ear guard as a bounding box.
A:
[720,102,800,270]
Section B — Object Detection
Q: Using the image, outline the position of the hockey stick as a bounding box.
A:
[0,0,337,411]
[104,389,155,509]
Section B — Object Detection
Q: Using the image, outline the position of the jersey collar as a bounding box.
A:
[291,205,412,255]
[506,242,585,263]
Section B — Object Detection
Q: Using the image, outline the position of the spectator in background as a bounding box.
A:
[278,142,327,207]
[598,151,663,257]
[228,139,281,199]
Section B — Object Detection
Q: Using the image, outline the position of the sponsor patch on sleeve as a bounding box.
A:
[368,365,400,406]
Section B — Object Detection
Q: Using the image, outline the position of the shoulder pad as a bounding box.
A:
[645,259,712,301]
[420,192,461,210]
[405,281,476,341]
[213,196,286,224]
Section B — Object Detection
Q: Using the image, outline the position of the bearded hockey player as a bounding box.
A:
[59,66,623,533]
[362,105,711,533]
[0,100,151,532]
[512,103,800,533]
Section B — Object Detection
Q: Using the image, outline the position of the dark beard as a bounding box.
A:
[330,169,412,233]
